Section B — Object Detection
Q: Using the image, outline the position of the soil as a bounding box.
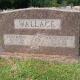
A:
[0,52,79,64]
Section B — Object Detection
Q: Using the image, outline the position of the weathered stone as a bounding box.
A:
[0,8,80,57]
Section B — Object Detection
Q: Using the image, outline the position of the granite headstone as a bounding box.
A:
[0,8,80,57]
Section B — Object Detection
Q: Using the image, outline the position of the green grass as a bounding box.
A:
[0,57,80,80]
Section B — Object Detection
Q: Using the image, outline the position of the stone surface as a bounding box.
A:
[4,34,75,48]
[0,8,80,57]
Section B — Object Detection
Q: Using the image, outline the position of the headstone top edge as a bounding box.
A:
[0,7,80,14]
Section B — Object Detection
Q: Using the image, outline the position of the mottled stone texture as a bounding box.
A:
[0,9,80,57]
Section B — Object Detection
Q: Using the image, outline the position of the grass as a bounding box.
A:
[0,57,80,80]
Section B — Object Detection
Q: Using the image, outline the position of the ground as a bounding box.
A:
[0,57,80,80]
[0,52,78,64]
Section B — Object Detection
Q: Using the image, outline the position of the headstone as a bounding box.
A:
[0,8,80,57]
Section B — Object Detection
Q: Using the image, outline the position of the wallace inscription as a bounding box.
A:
[14,19,61,29]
